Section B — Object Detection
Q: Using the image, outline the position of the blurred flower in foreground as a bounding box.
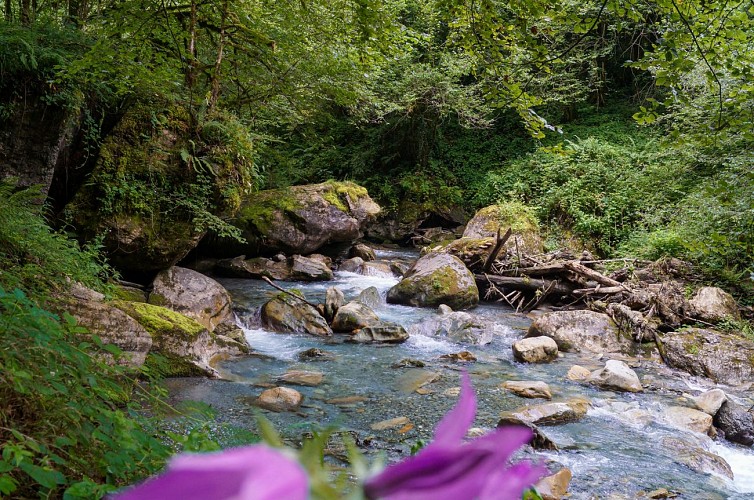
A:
[112,445,308,500]
[363,372,545,500]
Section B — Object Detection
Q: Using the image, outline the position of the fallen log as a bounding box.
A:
[483,227,512,272]
[563,261,624,288]
[475,275,577,296]
[572,286,625,295]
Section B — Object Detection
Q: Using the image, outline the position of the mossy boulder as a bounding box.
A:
[115,301,245,377]
[331,301,380,333]
[225,181,380,256]
[149,266,232,332]
[526,310,635,354]
[260,293,332,336]
[434,237,495,271]
[660,328,754,386]
[462,202,543,255]
[386,253,478,310]
[689,287,740,324]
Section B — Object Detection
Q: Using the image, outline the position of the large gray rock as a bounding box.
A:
[713,400,754,446]
[351,322,409,343]
[324,287,345,322]
[331,301,380,333]
[62,284,152,367]
[462,204,543,255]
[350,243,376,261]
[233,181,380,255]
[215,256,290,280]
[661,437,734,479]
[339,257,364,273]
[261,293,332,336]
[512,337,559,363]
[665,406,714,434]
[502,381,552,400]
[587,360,643,392]
[526,310,633,354]
[408,310,493,345]
[387,253,478,310]
[689,287,740,323]
[499,398,590,426]
[357,286,382,309]
[255,387,303,412]
[692,389,727,416]
[150,266,231,332]
[289,255,333,281]
[660,328,754,386]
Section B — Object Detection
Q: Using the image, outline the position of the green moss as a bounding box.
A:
[114,300,205,342]
[239,188,302,235]
[495,201,539,234]
[323,180,369,212]
[110,284,147,302]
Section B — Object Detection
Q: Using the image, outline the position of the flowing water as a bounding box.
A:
[166,249,754,498]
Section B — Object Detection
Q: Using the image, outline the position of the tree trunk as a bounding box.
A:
[208,0,229,112]
[4,0,12,22]
[19,0,30,23]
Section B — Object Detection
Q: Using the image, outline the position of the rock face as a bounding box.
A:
[351,322,409,343]
[232,181,380,256]
[62,285,152,367]
[331,301,380,332]
[512,337,559,363]
[149,266,232,332]
[665,406,714,434]
[713,400,754,446]
[660,328,754,386]
[261,293,332,336]
[689,287,740,323]
[115,301,245,377]
[256,387,303,412]
[502,381,552,399]
[526,310,633,354]
[500,398,590,426]
[408,310,493,345]
[587,360,643,392]
[387,253,478,310]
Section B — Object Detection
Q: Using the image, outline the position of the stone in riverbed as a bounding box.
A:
[255,386,303,412]
[387,253,478,310]
[665,406,714,435]
[371,417,410,431]
[261,293,332,336]
[331,301,380,333]
[496,416,558,450]
[692,389,727,416]
[277,370,325,387]
[512,337,558,363]
[526,310,633,354]
[661,437,733,479]
[502,381,552,400]
[350,322,408,343]
[350,243,376,261]
[713,400,754,446]
[535,468,572,500]
[566,365,592,381]
[324,286,345,322]
[439,351,477,363]
[357,286,382,309]
[499,398,590,426]
[298,348,336,361]
[289,255,333,281]
[339,257,364,273]
[587,360,643,392]
[397,370,441,393]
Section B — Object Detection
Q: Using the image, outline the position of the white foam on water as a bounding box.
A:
[404,333,463,356]
[709,442,754,493]
[242,326,305,361]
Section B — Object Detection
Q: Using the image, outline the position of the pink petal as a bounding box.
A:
[430,371,475,448]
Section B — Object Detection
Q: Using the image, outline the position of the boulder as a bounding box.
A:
[289,255,333,281]
[277,370,324,387]
[587,360,643,392]
[692,389,727,416]
[535,468,572,500]
[665,406,714,434]
[232,181,380,255]
[297,348,336,362]
[149,266,232,332]
[512,337,559,363]
[566,365,592,381]
[439,351,477,363]
[307,254,333,268]
[500,398,590,426]
[361,261,395,278]
[351,322,409,344]
[62,285,152,367]
[339,257,364,273]
[255,387,303,412]
[324,287,345,322]
[115,301,245,377]
[261,293,332,336]
[408,311,493,345]
[689,287,740,323]
[357,286,382,309]
[387,253,478,310]
[496,417,558,450]
[713,400,754,446]
[462,203,543,255]
[526,310,633,354]
[660,328,754,386]
[213,318,250,353]
[607,303,658,343]
[435,237,495,271]
[502,381,552,399]
[350,243,376,261]
[331,301,381,333]
[661,437,733,479]
[215,256,291,280]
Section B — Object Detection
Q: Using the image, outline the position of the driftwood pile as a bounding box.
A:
[472,228,700,340]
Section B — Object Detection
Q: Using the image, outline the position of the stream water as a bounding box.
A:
[166,249,754,498]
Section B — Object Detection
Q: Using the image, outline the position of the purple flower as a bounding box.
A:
[363,372,545,500]
[112,445,308,500]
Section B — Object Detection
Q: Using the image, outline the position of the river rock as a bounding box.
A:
[439,351,477,363]
[350,243,376,261]
[307,254,333,268]
[277,370,325,387]
[324,287,345,322]
[512,337,559,363]
[661,437,734,479]
[689,287,740,324]
[660,328,754,386]
[62,285,152,367]
[261,293,332,336]
[665,406,714,434]
[351,322,408,343]
[500,398,590,426]
[298,348,336,361]
[149,266,232,332]
[502,381,552,399]
[535,468,572,500]
[387,253,478,310]
[526,310,633,354]
[232,181,380,255]
[496,416,558,450]
[331,301,380,332]
[371,417,410,431]
[339,257,364,273]
[213,318,250,352]
[566,365,592,381]
[587,360,643,392]
[408,310,493,345]
[361,261,395,278]
[256,387,303,412]
[462,204,543,255]
[289,255,334,281]
[215,256,290,280]
[692,389,727,416]
[357,286,382,309]
[713,400,754,446]
[397,370,441,393]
